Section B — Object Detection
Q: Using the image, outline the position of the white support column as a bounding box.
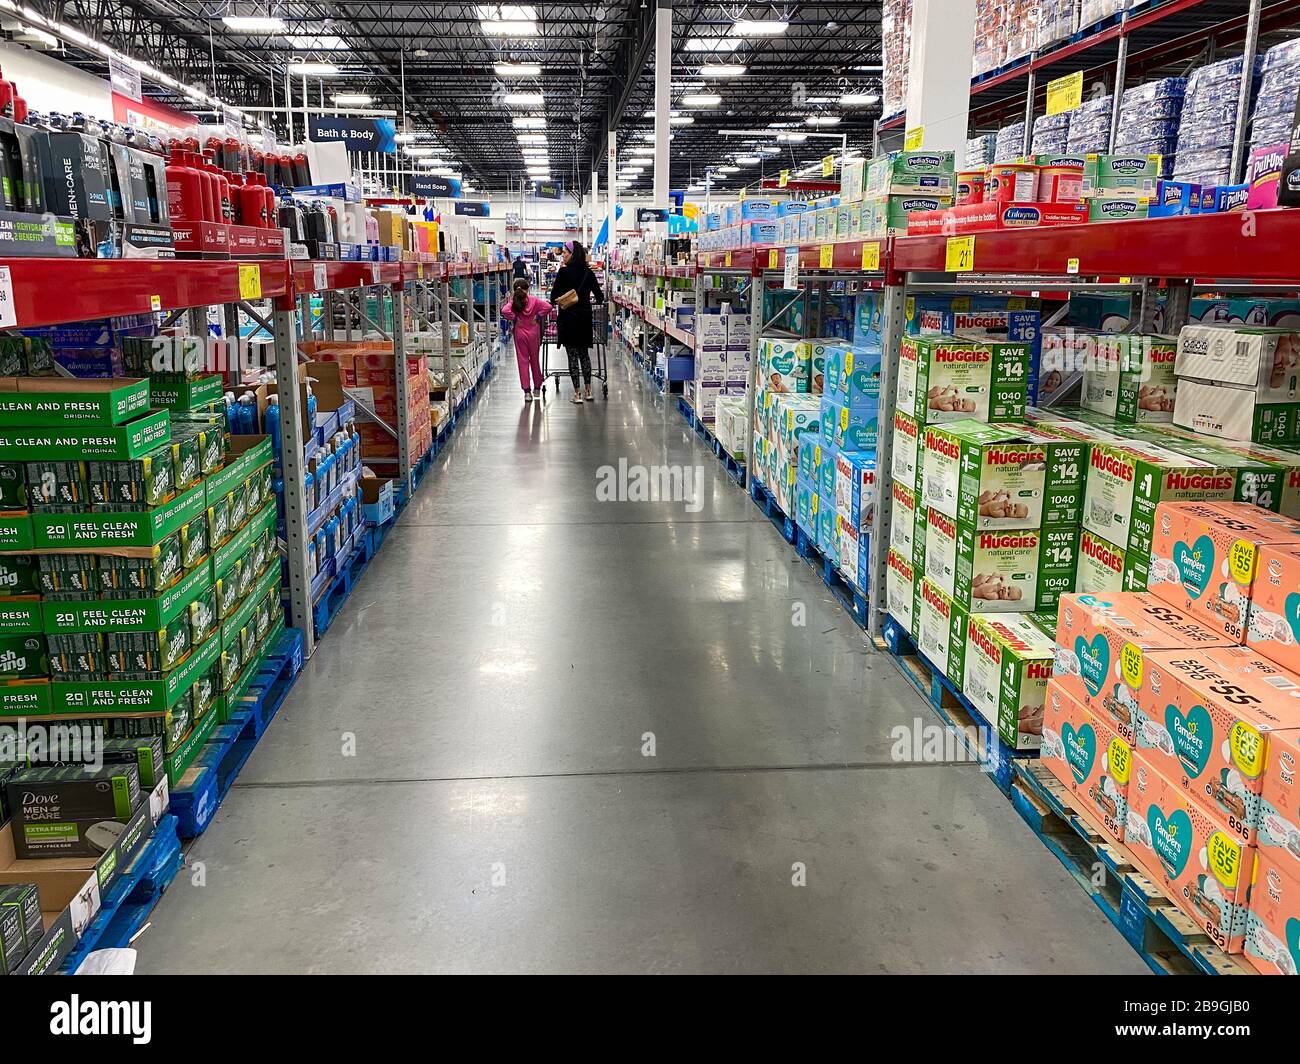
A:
[590,168,599,248]
[606,135,617,257]
[904,0,977,163]
[652,0,672,213]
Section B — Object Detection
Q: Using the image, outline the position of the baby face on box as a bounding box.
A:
[1040,680,1132,841]
[1125,751,1252,953]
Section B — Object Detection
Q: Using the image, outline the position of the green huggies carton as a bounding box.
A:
[917,577,968,683]
[897,334,1029,426]
[961,612,1055,751]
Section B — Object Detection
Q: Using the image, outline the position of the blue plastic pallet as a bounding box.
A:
[314,525,380,637]
[170,628,305,839]
[879,614,1022,793]
[749,477,796,544]
[793,528,869,630]
[60,814,182,971]
[677,397,747,488]
[1010,760,1253,976]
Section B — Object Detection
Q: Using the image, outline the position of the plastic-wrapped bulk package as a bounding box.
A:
[973,0,1040,77]
[1113,78,1186,175]
[994,120,1027,162]
[882,0,913,119]
[1250,39,1300,155]
[1173,55,1260,186]
[1079,0,1128,29]
[966,133,997,168]
[1031,112,1071,154]
[1065,95,1114,153]
[1036,0,1076,50]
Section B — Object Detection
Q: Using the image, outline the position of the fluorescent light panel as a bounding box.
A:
[289,62,339,75]
[495,62,540,76]
[221,15,284,31]
[731,18,787,35]
[684,37,741,52]
[699,64,746,77]
[681,93,720,106]
[504,92,544,106]
[287,34,348,50]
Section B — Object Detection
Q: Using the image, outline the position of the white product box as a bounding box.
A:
[1176,324,1300,395]
[890,480,919,562]
[696,312,728,352]
[1173,378,1300,445]
[891,409,920,490]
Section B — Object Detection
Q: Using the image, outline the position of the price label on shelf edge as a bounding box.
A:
[0,267,14,328]
[1066,257,1080,276]
[768,248,779,269]
[861,242,881,272]
[945,235,976,273]
[819,244,834,269]
[779,169,790,188]
[783,247,799,290]
[904,125,924,150]
[149,294,161,312]
[370,263,381,283]
[821,154,834,177]
[238,263,262,301]
[724,252,732,267]
[313,264,328,290]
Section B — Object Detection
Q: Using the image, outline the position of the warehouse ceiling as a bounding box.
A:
[10,0,882,197]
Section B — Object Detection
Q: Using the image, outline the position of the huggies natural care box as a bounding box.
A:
[1126,748,1254,953]
[889,480,919,563]
[886,547,918,634]
[1148,500,1300,642]
[1081,333,1178,423]
[1053,591,1231,744]
[962,612,1055,749]
[891,410,921,491]
[918,577,967,682]
[1040,678,1133,842]
[896,335,1029,426]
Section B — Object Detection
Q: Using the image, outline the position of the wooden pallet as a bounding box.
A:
[1011,760,1255,977]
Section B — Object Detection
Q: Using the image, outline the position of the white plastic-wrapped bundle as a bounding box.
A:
[1079,0,1128,29]
[1036,0,1076,50]
[1113,78,1186,164]
[974,0,1040,77]
[1173,55,1261,186]
[1065,95,1113,153]
[1251,39,1300,155]
[882,0,913,119]
[994,120,1027,162]
[966,133,997,167]
[1031,112,1071,155]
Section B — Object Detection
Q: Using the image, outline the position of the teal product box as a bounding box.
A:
[818,439,838,499]
[796,428,819,482]
[851,291,884,350]
[795,474,818,538]
[825,344,882,404]
[820,395,880,452]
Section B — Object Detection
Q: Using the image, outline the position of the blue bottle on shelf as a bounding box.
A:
[264,393,281,455]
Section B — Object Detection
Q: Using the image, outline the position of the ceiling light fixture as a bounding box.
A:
[286,34,348,50]
[699,64,746,77]
[495,62,541,76]
[683,36,741,52]
[512,116,546,128]
[805,115,841,126]
[681,93,720,106]
[288,62,340,75]
[735,155,761,164]
[221,15,284,31]
[669,115,694,125]
[332,93,373,106]
[776,132,808,142]
[516,133,547,144]
[504,92,544,107]
[840,92,881,106]
[731,18,788,35]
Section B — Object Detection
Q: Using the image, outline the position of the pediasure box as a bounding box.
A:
[1137,644,1300,843]
[1174,324,1300,444]
[896,335,1029,426]
[1126,748,1254,954]
[1081,333,1178,423]
[886,547,919,634]
[962,612,1054,750]
[1052,591,1230,744]
[920,419,1086,529]
[1040,679,1133,843]
[917,577,968,683]
[1083,438,1237,589]
[1148,500,1300,642]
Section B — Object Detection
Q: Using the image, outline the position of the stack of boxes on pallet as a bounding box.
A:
[0,376,281,809]
[1041,500,1300,973]
[689,304,749,428]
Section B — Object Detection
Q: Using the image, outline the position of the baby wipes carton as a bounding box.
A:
[759,337,811,393]
[834,451,876,529]
[1148,430,1300,518]
[886,547,918,635]
[1137,645,1300,842]
[1243,848,1300,975]
[819,395,879,452]
[1040,679,1133,842]
[920,419,1087,528]
[1053,591,1230,742]
[1173,378,1300,446]
[1083,438,1237,584]
[891,410,920,490]
[918,577,967,683]
[962,612,1055,750]
[896,335,1029,426]
[1247,542,1300,674]
[954,525,1078,614]
[923,505,959,596]
[1174,325,1300,444]
[1149,501,1300,642]
[890,481,919,563]
[825,344,882,406]
[1081,333,1178,423]
[1076,528,1130,594]
[1126,747,1253,953]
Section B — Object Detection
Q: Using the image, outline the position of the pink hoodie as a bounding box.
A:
[503,293,552,359]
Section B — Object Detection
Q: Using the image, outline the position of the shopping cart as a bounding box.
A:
[540,303,609,400]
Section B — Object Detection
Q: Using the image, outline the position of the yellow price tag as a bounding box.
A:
[821,154,834,177]
[1230,720,1265,778]
[238,264,262,300]
[905,296,915,320]
[944,236,975,273]
[819,244,834,268]
[811,493,819,515]
[1046,71,1084,116]
[149,294,161,312]
[1066,257,1080,275]
[1207,831,1242,890]
[904,125,924,150]
[1229,539,1258,586]
[779,169,790,188]
[417,263,425,279]
[1120,641,1144,690]
[1108,738,1131,786]
[1118,276,1132,284]
[861,242,880,271]
[738,187,747,202]
[768,248,779,269]
[724,252,732,267]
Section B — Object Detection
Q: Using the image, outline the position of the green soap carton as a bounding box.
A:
[0,463,25,510]
[25,460,87,509]
[235,550,255,597]
[105,615,191,675]
[0,377,151,426]
[194,426,224,475]
[168,431,201,492]
[179,513,208,571]
[96,532,184,595]
[86,443,174,508]
[219,642,242,690]
[0,337,53,378]
[207,495,231,549]
[0,554,40,596]
[37,554,97,596]
[254,594,271,642]
[215,564,241,617]
[0,890,24,973]
[149,374,224,412]
[239,623,256,663]
[0,884,43,959]
[228,481,248,530]
[165,699,192,753]
[99,735,165,790]
[244,471,263,515]
[191,661,220,721]
[253,529,273,576]
[0,635,47,678]
[46,632,104,678]
[0,409,171,461]
[34,480,206,549]
[188,587,218,646]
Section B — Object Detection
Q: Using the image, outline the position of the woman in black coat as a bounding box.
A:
[550,240,604,403]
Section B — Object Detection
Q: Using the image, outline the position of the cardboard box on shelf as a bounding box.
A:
[886,547,919,635]
[896,335,1029,426]
[1174,325,1300,444]
[1081,334,1178,423]
[1039,678,1133,842]
[1247,541,1300,674]
[917,576,967,684]
[889,480,919,563]
[962,612,1054,751]
[1243,848,1300,974]
[890,410,921,491]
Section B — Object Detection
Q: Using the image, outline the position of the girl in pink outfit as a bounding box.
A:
[502,278,552,402]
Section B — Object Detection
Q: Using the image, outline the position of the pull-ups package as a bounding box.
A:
[1039,679,1133,842]
[962,612,1054,750]
[896,335,1029,426]
[1173,324,1300,444]
[1148,500,1300,642]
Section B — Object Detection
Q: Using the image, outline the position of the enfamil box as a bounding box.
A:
[962,612,1054,750]
[1040,679,1133,842]
[1126,747,1253,952]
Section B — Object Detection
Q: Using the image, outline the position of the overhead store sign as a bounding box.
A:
[109,55,141,102]
[410,175,461,198]
[637,207,669,224]
[455,201,489,217]
[307,116,397,153]
[1046,71,1084,116]
[534,180,562,200]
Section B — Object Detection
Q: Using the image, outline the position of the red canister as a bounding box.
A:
[955,169,986,205]
[988,162,1038,203]
[1037,163,1085,204]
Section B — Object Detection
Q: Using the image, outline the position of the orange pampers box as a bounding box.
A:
[1126,747,1254,953]
[1053,592,1231,743]
[1149,501,1300,643]
[1040,679,1133,843]
[1246,542,1300,676]
[1243,847,1300,974]
[1137,645,1300,842]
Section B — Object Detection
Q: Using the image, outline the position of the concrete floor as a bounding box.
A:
[137,349,1147,975]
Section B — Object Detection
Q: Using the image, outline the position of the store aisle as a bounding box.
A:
[139,351,1146,975]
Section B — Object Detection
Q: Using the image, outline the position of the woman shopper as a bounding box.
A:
[550,240,604,404]
[501,277,551,403]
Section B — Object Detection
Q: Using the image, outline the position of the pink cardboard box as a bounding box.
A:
[1246,542,1300,676]
[1041,679,1132,843]
[1243,846,1300,974]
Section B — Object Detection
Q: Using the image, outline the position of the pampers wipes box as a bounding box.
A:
[1040,678,1133,843]
[1247,541,1300,675]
